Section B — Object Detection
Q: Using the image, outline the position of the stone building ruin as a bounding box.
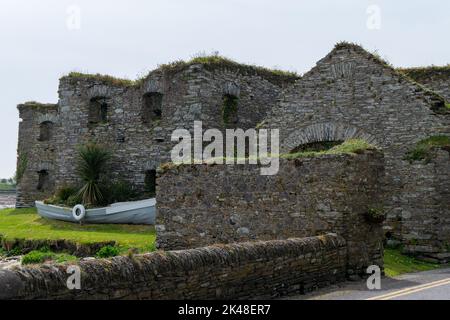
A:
[16,42,450,261]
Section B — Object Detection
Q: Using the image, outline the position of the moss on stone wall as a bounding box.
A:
[397,65,450,82]
[15,153,28,184]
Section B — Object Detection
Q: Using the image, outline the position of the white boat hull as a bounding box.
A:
[35,199,156,225]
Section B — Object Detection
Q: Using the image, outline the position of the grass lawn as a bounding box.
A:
[384,248,441,277]
[0,208,156,254]
[0,183,15,191]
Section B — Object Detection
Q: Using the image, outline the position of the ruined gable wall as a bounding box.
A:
[264,46,450,258]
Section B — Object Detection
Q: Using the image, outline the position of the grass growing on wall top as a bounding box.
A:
[397,65,450,82]
[62,54,299,88]
[62,72,136,87]
[153,52,300,86]
[0,208,156,253]
[158,139,377,172]
[282,139,376,160]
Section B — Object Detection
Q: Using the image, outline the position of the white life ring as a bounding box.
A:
[72,204,86,221]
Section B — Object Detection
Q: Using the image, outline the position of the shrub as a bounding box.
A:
[21,249,77,265]
[76,143,111,206]
[21,250,55,265]
[66,194,82,207]
[96,245,120,258]
[105,180,137,204]
[56,186,78,202]
[44,186,79,205]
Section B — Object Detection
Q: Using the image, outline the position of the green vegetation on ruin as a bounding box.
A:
[384,248,441,277]
[155,53,300,86]
[61,72,136,87]
[62,53,299,88]
[282,139,377,160]
[15,153,28,183]
[397,65,450,82]
[21,249,77,265]
[0,208,156,254]
[19,101,57,109]
[405,135,450,163]
[158,139,377,173]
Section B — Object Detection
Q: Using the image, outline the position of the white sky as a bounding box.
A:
[0,0,449,178]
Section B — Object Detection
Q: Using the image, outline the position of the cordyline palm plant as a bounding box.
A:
[76,143,110,206]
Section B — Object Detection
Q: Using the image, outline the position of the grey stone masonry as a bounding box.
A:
[398,66,450,102]
[16,102,58,208]
[156,151,385,276]
[15,43,450,260]
[263,43,450,259]
[16,63,292,207]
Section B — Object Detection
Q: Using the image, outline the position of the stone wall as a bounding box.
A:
[16,103,59,207]
[0,234,347,300]
[156,151,385,276]
[16,65,290,207]
[399,149,450,261]
[398,67,450,101]
[263,43,450,258]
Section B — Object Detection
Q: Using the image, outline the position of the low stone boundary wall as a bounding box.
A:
[0,234,346,300]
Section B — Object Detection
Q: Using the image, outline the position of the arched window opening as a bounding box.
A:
[290,140,344,154]
[142,93,163,125]
[37,170,49,191]
[222,94,238,127]
[144,169,156,196]
[38,121,54,141]
[89,97,108,125]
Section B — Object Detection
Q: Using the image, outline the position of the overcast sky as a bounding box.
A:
[0,0,449,178]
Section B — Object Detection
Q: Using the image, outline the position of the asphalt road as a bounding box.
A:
[286,268,450,300]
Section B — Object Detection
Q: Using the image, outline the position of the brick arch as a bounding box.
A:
[282,122,378,153]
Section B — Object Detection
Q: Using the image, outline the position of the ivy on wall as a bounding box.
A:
[16,153,28,184]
